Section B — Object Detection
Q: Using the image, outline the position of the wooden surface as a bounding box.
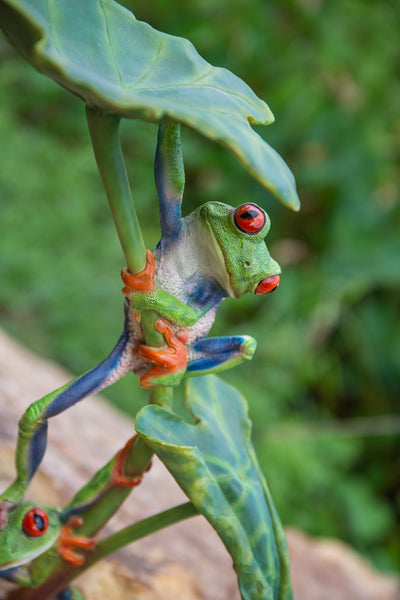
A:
[0,330,399,600]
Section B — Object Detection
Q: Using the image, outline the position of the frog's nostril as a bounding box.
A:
[255,275,280,295]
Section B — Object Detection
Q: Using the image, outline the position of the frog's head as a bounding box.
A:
[0,501,61,570]
[199,201,281,298]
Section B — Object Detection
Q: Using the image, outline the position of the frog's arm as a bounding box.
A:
[154,122,184,240]
[186,335,257,376]
[0,328,132,505]
[121,250,199,328]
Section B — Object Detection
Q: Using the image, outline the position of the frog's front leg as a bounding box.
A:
[121,251,199,328]
[186,335,257,376]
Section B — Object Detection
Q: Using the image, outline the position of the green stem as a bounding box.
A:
[140,309,165,347]
[86,107,165,348]
[86,107,146,274]
[86,502,197,566]
[149,386,173,410]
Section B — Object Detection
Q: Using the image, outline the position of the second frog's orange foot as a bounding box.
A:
[135,319,188,388]
[111,435,144,488]
[58,517,96,567]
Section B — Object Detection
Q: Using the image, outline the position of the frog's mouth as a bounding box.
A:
[0,535,57,569]
[254,275,280,295]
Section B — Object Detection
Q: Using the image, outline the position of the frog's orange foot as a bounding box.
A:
[111,435,144,488]
[135,319,188,388]
[121,250,155,296]
[58,517,96,567]
[154,319,189,347]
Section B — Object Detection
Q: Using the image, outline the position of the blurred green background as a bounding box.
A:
[0,0,399,574]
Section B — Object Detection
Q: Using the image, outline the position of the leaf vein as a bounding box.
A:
[47,0,63,57]
[130,39,166,87]
[99,0,124,87]
[134,82,268,113]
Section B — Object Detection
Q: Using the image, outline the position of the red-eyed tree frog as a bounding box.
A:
[0,123,280,508]
[122,123,281,387]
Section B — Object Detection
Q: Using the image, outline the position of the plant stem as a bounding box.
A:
[149,386,173,410]
[86,107,146,274]
[84,502,197,566]
[86,106,165,349]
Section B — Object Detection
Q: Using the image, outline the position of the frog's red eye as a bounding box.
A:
[22,508,49,537]
[234,204,266,235]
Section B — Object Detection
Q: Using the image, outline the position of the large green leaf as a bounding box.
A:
[135,375,292,600]
[0,0,299,210]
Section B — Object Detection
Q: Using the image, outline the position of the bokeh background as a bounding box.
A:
[0,0,399,574]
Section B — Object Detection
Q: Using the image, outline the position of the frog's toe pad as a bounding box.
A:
[240,336,257,360]
[58,518,96,567]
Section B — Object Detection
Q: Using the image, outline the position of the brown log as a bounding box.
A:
[0,330,399,600]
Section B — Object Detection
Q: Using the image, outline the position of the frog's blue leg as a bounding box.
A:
[154,122,184,240]
[186,335,257,376]
[1,328,132,504]
[0,566,20,584]
[56,586,84,600]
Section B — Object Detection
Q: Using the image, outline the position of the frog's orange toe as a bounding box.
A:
[111,435,144,488]
[136,323,188,375]
[121,250,155,295]
[58,517,96,566]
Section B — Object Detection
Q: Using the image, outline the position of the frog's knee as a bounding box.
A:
[18,405,45,434]
[240,336,257,360]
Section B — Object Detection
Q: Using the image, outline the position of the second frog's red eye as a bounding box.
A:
[22,508,49,537]
[234,204,266,234]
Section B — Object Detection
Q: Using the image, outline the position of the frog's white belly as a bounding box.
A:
[182,304,218,344]
[154,255,219,344]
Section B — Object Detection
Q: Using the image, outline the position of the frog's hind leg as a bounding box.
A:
[56,586,85,600]
[1,330,133,504]
[186,335,257,376]
[154,122,184,241]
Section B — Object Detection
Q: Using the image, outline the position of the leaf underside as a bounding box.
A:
[135,375,292,600]
[0,0,300,210]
